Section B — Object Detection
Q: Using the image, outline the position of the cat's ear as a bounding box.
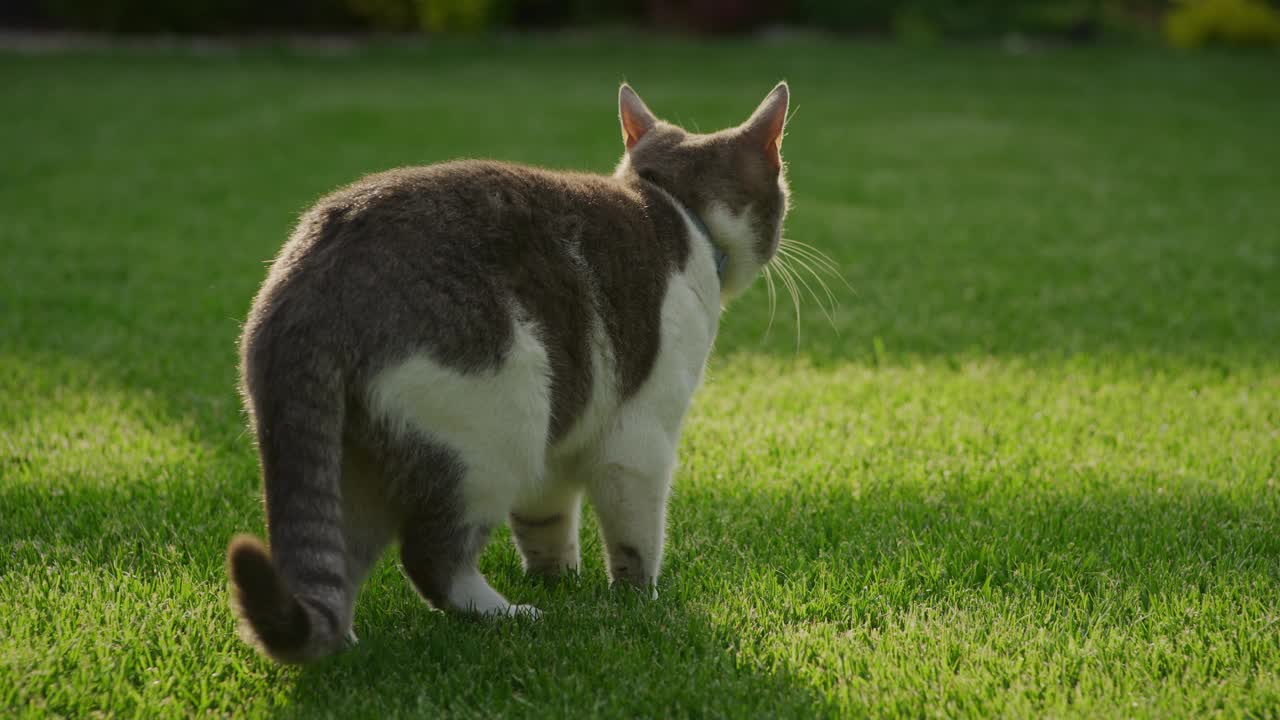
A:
[742,81,789,172]
[619,84,658,151]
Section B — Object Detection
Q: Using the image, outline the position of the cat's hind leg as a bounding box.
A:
[389,441,538,618]
[338,445,396,643]
[367,316,553,617]
[402,519,538,617]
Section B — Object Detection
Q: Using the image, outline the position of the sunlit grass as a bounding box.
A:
[2,38,1278,718]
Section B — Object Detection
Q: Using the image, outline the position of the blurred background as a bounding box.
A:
[2,0,1279,48]
[4,0,1280,717]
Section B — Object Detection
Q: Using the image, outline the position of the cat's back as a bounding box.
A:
[309,160,640,246]
[247,158,690,446]
[256,159,633,341]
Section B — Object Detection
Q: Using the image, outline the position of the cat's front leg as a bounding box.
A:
[587,455,673,593]
[510,484,582,578]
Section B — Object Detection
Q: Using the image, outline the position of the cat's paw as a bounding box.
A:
[497,604,542,620]
[610,580,658,600]
[516,543,581,580]
[523,561,581,582]
[479,603,542,620]
[510,604,542,619]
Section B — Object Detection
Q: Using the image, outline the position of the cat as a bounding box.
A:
[226,81,791,663]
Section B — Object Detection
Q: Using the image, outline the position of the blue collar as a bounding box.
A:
[666,194,729,283]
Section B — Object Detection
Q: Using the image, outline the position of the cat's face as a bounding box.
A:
[614,83,791,299]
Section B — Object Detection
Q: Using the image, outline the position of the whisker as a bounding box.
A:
[780,252,837,329]
[780,240,842,276]
[762,262,778,341]
[780,237,830,254]
[780,240,849,284]
[779,262,839,336]
[773,257,803,352]
[782,240,855,294]
[777,247,840,313]
[780,238,843,270]
[777,243,834,285]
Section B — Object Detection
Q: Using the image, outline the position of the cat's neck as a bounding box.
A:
[630,177,729,284]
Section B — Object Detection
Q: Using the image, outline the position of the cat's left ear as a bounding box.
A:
[742,82,789,172]
[619,84,658,151]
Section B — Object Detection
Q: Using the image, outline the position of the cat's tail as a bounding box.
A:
[227,533,347,664]
[227,347,350,664]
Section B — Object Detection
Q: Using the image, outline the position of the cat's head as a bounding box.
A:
[613,82,791,300]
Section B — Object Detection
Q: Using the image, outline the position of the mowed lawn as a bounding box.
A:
[2,37,1279,718]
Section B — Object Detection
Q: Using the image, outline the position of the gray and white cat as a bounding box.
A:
[227,82,791,663]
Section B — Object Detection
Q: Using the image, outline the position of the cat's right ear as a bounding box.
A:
[619,84,657,151]
[742,82,789,172]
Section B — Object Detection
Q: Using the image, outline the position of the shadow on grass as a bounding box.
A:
[0,457,842,716]
[671,473,1280,628]
[5,424,1277,715]
[265,475,1280,716]
[277,590,838,718]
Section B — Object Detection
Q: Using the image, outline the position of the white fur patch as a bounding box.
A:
[703,202,761,300]
[588,259,720,583]
[604,261,717,469]
[446,569,539,617]
[365,217,724,594]
[548,288,618,464]
[367,315,552,527]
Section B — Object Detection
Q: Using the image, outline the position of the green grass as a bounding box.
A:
[3,37,1279,718]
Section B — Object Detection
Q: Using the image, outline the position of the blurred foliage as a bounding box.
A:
[790,0,1172,41]
[345,0,417,31]
[794,0,1082,35]
[15,0,1280,46]
[344,0,640,31]
[418,0,500,31]
[35,0,358,32]
[1164,0,1280,46]
[348,0,503,32]
[23,0,637,33]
